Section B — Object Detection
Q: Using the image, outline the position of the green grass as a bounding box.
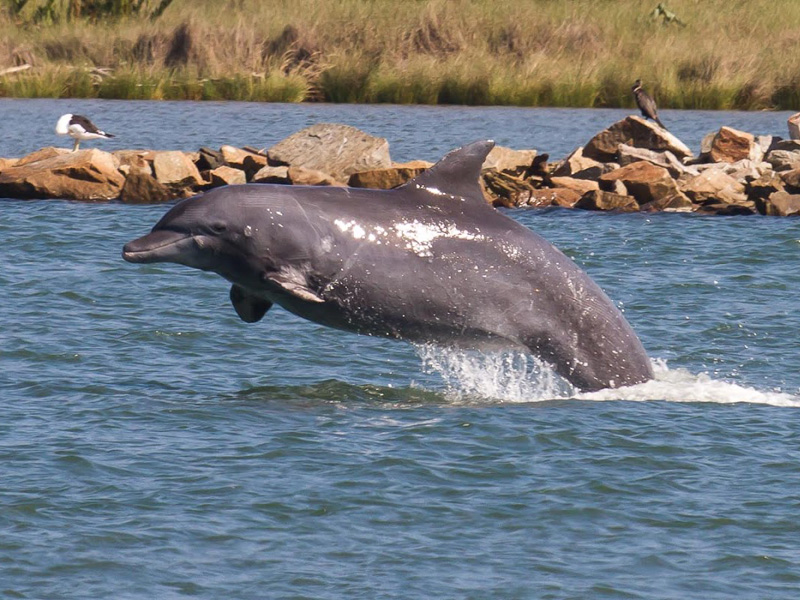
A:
[2,0,800,108]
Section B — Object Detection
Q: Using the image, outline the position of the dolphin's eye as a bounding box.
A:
[209,222,227,234]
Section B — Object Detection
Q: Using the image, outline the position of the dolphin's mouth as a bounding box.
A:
[122,229,194,264]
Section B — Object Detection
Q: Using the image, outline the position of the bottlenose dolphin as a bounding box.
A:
[122,141,653,391]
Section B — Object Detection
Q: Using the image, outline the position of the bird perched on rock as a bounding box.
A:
[631,79,667,130]
[55,113,115,152]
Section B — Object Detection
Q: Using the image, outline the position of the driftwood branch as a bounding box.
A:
[0,64,32,77]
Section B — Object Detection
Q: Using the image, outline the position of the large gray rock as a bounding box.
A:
[583,116,693,162]
[267,123,391,183]
[0,148,124,201]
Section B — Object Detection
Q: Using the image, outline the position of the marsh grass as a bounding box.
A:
[2,0,800,108]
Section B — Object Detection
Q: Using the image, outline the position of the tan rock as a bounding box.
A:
[268,123,391,183]
[608,179,628,196]
[765,147,800,172]
[789,113,800,141]
[558,160,619,181]
[747,172,785,200]
[721,159,770,182]
[196,147,225,171]
[780,167,800,192]
[482,170,538,207]
[617,144,698,178]
[242,154,268,180]
[209,165,247,187]
[0,148,124,201]
[763,191,800,216]
[709,127,763,163]
[526,188,581,208]
[251,165,290,184]
[695,202,756,216]
[640,194,694,212]
[549,176,599,195]
[287,166,341,186]
[583,116,693,162]
[757,135,775,156]
[152,151,203,187]
[219,145,262,169]
[482,146,536,176]
[599,161,689,207]
[700,131,716,155]
[679,170,747,205]
[119,171,173,204]
[552,146,603,177]
[0,157,19,172]
[396,160,435,169]
[574,190,639,212]
[348,161,432,190]
[16,147,71,167]
[114,150,153,177]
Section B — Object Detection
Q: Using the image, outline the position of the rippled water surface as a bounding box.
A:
[2,100,800,599]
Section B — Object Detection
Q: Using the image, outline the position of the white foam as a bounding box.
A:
[581,360,800,407]
[415,347,800,407]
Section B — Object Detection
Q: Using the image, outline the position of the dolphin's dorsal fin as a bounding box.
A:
[400,140,495,206]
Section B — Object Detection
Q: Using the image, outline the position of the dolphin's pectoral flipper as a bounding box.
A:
[264,273,325,303]
[230,284,272,323]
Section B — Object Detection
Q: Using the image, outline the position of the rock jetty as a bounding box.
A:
[2,119,800,216]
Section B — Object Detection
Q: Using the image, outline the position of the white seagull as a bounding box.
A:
[55,113,115,152]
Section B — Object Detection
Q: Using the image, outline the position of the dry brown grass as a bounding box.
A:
[2,0,800,107]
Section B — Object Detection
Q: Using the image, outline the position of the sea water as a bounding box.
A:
[2,101,800,599]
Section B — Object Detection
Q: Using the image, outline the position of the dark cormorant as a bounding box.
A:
[631,79,667,130]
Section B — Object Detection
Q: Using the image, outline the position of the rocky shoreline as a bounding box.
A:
[1,119,800,216]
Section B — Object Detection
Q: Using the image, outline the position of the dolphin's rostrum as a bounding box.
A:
[123,141,653,391]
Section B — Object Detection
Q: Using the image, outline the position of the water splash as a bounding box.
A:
[415,344,575,402]
[416,348,800,407]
